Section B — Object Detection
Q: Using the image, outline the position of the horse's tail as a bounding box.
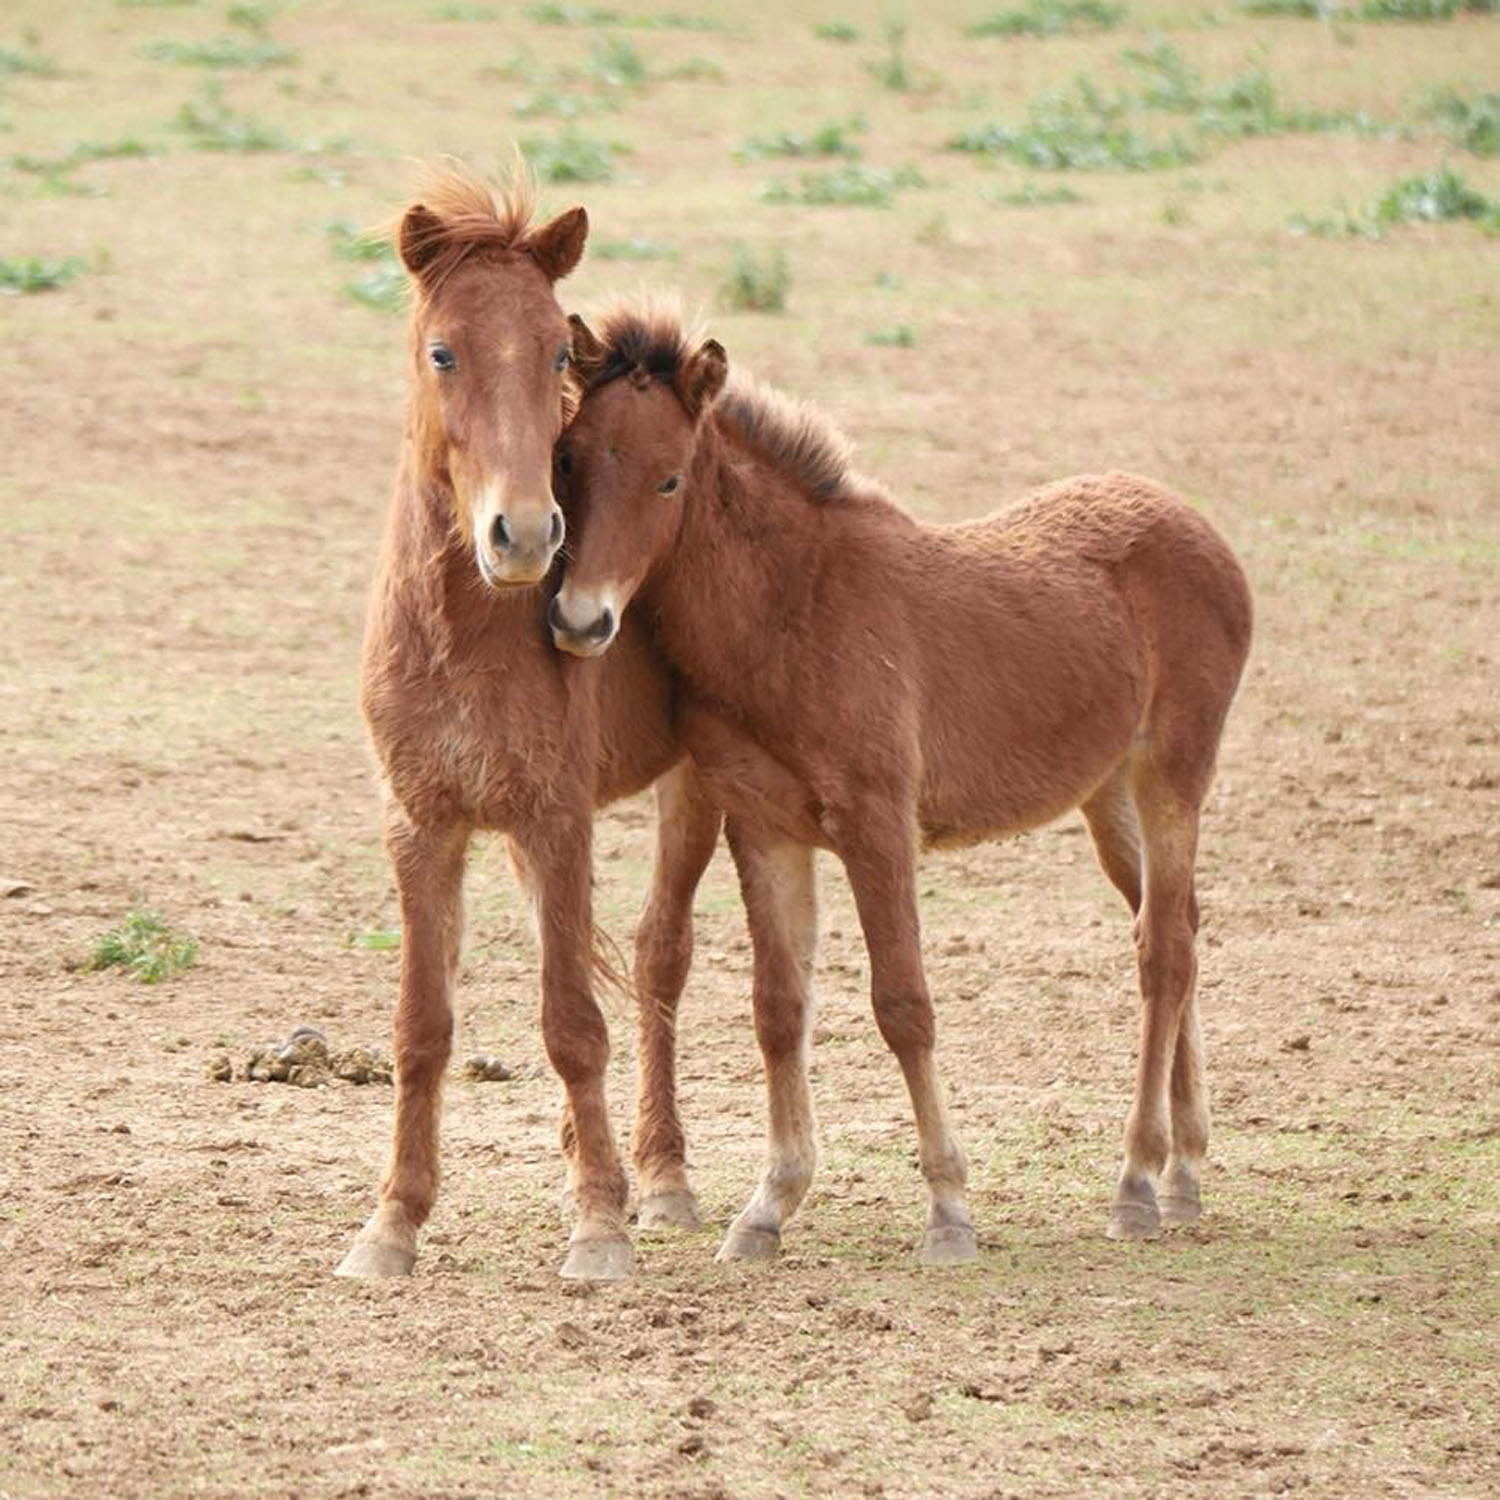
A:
[591,921,637,1016]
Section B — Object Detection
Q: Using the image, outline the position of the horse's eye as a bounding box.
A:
[556,448,573,476]
[657,475,681,495]
[553,345,571,373]
[428,343,457,373]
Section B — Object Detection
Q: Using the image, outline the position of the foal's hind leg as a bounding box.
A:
[842,819,975,1266]
[337,809,468,1278]
[1109,767,1202,1242]
[717,825,820,1262]
[633,761,723,1230]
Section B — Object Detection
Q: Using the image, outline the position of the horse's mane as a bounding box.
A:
[395,161,541,291]
[588,303,859,504]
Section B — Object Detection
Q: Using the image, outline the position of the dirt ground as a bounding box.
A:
[1,2,1497,1497]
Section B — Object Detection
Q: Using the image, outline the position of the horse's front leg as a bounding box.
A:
[716,821,820,1262]
[840,812,976,1267]
[337,809,468,1278]
[517,809,634,1280]
[633,759,722,1230]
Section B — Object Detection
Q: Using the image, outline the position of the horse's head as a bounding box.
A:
[550,311,727,657]
[399,169,587,588]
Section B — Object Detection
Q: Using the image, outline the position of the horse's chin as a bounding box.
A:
[551,631,611,660]
[476,554,552,592]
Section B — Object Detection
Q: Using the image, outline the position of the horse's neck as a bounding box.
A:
[646,427,808,683]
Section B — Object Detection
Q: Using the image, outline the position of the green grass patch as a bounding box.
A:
[951,80,1198,170]
[763,162,926,206]
[1425,87,1500,155]
[719,245,788,312]
[593,236,679,260]
[865,324,917,347]
[0,41,61,77]
[88,908,199,984]
[989,180,1085,204]
[227,0,281,31]
[967,1,1125,38]
[865,20,917,92]
[173,83,289,150]
[519,127,622,182]
[434,3,500,16]
[325,219,386,261]
[585,35,648,88]
[1292,166,1500,237]
[345,257,406,313]
[1360,0,1498,18]
[1238,0,1322,13]
[0,254,84,293]
[735,117,864,161]
[10,138,160,186]
[524,4,728,28]
[347,928,401,951]
[145,36,295,68]
[815,20,860,41]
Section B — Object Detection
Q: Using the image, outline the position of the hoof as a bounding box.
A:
[560,1233,633,1281]
[715,1223,780,1262]
[919,1224,977,1267]
[637,1189,703,1231]
[334,1237,416,1278]
[1160,1191,1202,1228]
[1107,1199,1161,1241]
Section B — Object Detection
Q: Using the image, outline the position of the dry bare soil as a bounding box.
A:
[1,2,1497,1497]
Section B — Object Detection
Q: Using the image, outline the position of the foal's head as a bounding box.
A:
[399,167,587,587]
[550,310,727,656]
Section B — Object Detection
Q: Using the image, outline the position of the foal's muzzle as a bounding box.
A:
[549,593,618,658]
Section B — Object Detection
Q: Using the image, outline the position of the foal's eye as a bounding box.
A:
[657,475,681,495]
[553,345,571,373]
[428,343,457,373]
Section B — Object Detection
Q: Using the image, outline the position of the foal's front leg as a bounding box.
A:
[633,760,723,1230]
[337,810,468,1277]
[716,824,819,1262]
[517,810,634,1280]
[841,819,976,1266]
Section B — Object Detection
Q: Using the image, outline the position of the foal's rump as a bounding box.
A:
[912,472,1251,846]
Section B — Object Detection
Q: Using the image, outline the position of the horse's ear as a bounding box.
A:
[398,203,446,281]
[528,206,589,282]
[677,338,728,422]
[568,314,608,383]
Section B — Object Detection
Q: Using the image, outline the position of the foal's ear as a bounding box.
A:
[676,338,729,422]
[567,314,608,383]
[398,203,447,281]
[528,206,589,282]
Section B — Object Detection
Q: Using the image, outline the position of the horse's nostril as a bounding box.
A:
[548,510,565,549]
[490,513,512,552]
[589,607,615,643]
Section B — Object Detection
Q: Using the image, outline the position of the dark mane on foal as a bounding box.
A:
[397,163,541,292]
[589,305,859,503]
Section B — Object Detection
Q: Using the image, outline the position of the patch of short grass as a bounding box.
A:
[967,1,1125,39]
[227,0,281,32]
[1425,86,1500,155]
[585,35,648,89]
[524,4,728,28]
[88,907,199,984]
[0,254,85,293]
[763,162,927,206]
[735,117,864,161]
[1360,0,1498,18]
[865,324,917,347]
[0,39,61,77]
[950,80,1198,170]
[173,82,289,150]
[11,138,160,183]
[325,219,385,261]
[593,236,679,260]
[145,36,295,68]
[865,20,918,92]
[719,245,788,312]
[1291,166,1500,237]
[520,128,622,182]
[815,20,860,41]
[345,257,406,313]
[988,180,1085,204]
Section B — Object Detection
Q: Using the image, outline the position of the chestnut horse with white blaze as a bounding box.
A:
[337,174,721,1283]
[552,306,1253,1264]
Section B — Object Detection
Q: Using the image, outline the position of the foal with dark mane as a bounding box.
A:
[553,306,1253,1263]
[338,175,720,1282]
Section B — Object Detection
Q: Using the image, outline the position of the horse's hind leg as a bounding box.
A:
[1160,981,1208,1227]
[842,817,975,1267]
[337,808,468,1278]
[717,824,820,1262]
[1081,763,1143,916]
[633,761,723,1230]
[1109,761,1203,1242]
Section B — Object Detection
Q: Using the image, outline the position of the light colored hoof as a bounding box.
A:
[1160,1191,1202,1228]
[334,1237,416,1278]
[560,1233,634,1281]
[920,1224,977,1266]
[1107,1199,1162,1241]
[637,1189,703,1231]
[715,1224,780,1262]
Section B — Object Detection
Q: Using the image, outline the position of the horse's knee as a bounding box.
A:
[871,991,935,1056]
[542,994,610,1084]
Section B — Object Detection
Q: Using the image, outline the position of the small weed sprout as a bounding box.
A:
[763,163,926,207]
[173,82,289,150]
[520,128,622,182]
[866,20,915,92]
[866,325,917,347]
[720,246,789,312]
[815,20,860,41]
[967,1,1125,39]
[1425,87,1500,155]
[594,236,680,260]
[89,908,199,984]
[326,220,386,261]
[146,36,295,68]
[0,255,85,293]
[736,118,864,162]
[0,39,62,77]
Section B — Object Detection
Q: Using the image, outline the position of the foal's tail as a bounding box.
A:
[591,922,637,1015]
